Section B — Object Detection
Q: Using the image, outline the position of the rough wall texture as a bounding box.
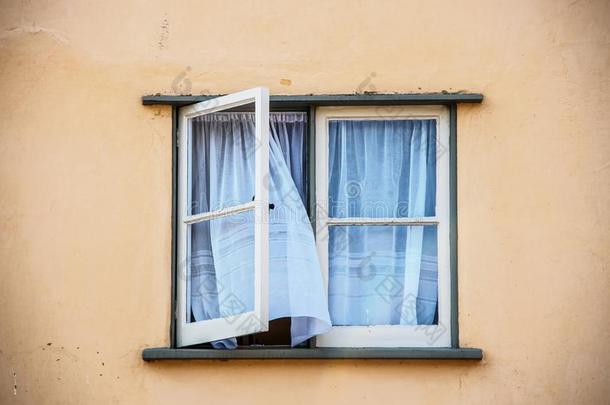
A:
[1,0,609,403]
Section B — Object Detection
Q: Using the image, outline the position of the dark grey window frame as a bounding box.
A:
[141,93,483,361]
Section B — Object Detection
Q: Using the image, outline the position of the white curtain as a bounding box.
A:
[189,112,331,348]
[328,119,438,326]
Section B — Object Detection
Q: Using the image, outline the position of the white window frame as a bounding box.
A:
[176,87,270,347]
[314,105,451,348]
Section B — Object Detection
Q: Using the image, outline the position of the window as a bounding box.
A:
[314,106,450,348]
[142,89,484,360]
[177,88,270,347]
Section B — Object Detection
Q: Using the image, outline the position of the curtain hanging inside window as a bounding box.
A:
[328,119,439,326]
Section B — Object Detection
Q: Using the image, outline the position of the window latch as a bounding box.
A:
[252,195,274,210]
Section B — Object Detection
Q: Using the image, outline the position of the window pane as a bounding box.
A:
[186,210,255,323]
[328,225,438,326]
[189,112,257,215]
[328,119,437,218]
[270,113,308,206]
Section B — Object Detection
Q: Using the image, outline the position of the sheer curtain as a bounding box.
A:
[328,119,438,326]
[189,112,331,348]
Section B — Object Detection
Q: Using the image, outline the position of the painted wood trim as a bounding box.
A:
[176,87,270,347]
[142,93,484,106]
[183,201,256,224]
[142,347,483,360]
[170,106,178,348]
[449,103,459,348]
[307,105,317,349]
[326,217,439,226]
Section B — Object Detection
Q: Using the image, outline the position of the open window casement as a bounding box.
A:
[177,87,270,347]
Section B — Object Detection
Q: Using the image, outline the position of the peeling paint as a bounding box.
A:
[0,25,68,44]
[158,15,169,49]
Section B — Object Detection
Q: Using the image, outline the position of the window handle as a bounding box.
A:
[252,195,274,210]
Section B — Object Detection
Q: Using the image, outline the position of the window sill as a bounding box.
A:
[142,347,483,361]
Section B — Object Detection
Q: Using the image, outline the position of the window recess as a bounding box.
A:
[141,90,484,360]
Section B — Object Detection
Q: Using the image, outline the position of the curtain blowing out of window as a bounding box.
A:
[189,112,331,348]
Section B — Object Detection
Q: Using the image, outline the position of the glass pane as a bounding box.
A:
[328,119,437,218]
[328,225,438,326]
[189,111,257,216]
[186,210,255,323]
[269,112,308,206]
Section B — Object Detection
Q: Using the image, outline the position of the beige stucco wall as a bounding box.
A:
[1,0,609,403]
